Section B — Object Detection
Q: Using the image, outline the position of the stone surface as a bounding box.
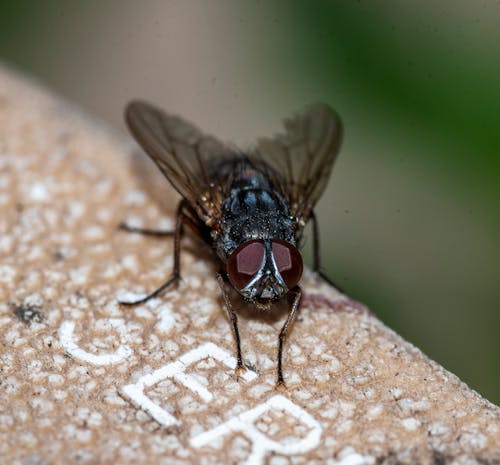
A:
[0,65,499,465]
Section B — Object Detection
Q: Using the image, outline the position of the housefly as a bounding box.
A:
[119,101,343,387]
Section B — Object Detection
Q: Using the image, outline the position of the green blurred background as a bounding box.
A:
[1,1,498,403]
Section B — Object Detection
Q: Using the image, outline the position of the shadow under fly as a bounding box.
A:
[118,101,343,388]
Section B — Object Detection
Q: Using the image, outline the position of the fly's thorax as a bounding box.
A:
[217,179,295,254]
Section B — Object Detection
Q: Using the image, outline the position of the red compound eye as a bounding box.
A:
[227,240,265,290]
[272,240,303,289]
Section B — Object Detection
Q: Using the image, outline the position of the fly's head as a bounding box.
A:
[226,239,303,303]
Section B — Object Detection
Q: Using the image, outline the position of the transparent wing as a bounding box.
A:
[253,103,343,223]
[125,100,233,224]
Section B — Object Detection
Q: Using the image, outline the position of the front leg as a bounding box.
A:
[216,273,246,378]
[276,286,302,389]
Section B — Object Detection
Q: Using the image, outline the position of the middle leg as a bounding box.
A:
[310,210,343,292]
[119,201,194,305]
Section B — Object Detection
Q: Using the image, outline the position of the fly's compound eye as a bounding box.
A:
[272,240,303,289]
[227,240,265,290]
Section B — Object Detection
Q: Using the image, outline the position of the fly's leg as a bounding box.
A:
[119,201,194,306]
[310,210,329,281]
[216,273,245,378]
[310,210,344,292]
[118,222,174,237]
[276,286,302,390]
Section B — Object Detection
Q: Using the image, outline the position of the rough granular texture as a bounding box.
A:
[0,65,499,465]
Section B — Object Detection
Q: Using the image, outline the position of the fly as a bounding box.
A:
[118,101,343,387]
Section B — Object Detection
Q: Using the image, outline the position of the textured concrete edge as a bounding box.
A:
[1,62,499,465]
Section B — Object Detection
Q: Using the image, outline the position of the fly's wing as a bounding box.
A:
[125,100,232,225]
[253,103,342,225]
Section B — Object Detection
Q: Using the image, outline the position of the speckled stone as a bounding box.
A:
[0,64,499,465]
